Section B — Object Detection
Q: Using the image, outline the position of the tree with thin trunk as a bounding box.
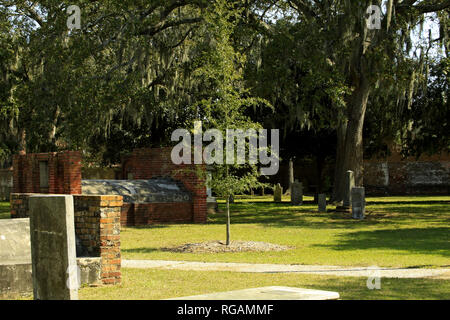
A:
[192,0,269,245]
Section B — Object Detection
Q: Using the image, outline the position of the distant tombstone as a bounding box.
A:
[318,194,327,212]
[343,171,355,207]
[274,184,283,202]
[29,195,79,300]
[351,187,365,219]
[290,181,303,205]
[206,172,213,197]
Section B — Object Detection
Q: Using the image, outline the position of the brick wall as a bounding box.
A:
[364,150,450,195]
[13,151,82,195]
[130,202,193,226]
[122,148,207,224]
[74,195,122,285]
[10,194,30,218]
[10,194,122,285]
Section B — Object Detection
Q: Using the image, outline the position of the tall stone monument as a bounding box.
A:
[291,180,303,205]
[29,195,79,300]
[274,184,283,202]
[343,170,355,207]
[351,187,366,220]
[318,194,327,212]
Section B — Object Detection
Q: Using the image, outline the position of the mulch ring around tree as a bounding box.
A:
[161,241,292,253]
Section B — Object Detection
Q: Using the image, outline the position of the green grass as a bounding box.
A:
[121,196,450,268]
[2,196,449,300]
[78,268,450,300]
[1,196,449,268]
[0,201,10,219]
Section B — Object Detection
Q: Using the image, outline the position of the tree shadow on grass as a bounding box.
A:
[208,202,450,230]
[121,247,160,254]
[313,227,450,258]
[123,225,169,230]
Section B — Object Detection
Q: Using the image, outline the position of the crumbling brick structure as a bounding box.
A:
[13,151,82,194]
[12,148,207,226]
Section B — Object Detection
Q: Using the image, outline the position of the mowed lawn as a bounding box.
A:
[0,201,10,219]
[120,196,450,268]
[1,196,449,268]
[79,268,450,300]
[1,196,449,300]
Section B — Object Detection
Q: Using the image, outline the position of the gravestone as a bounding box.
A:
[290,181,303,205]
[29,195,79,300]
[343,171,355,207]
[318,194,327,212]
[351,187,365,219]
[274,184,283,202]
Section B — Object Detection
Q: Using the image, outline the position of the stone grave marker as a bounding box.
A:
[351,187,365,220]
[343,170,355,207]
[274,184,283,202]
[290,180,303,205]
[29,195,79,300]
[318,194,327,212]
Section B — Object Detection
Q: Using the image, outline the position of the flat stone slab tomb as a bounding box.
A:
[167,286,340,300]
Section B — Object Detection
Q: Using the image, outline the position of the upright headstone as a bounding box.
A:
[343,170,355,207]
[291,181,303,205]
[288,159,294,194]
[274,184,283,202]
[351,187,365,220]
[318,194,327,212]
[29,195,78,300]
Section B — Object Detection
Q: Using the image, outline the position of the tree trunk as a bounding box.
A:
[331,119,347,202]
[316,155,324,195]
[332,73,371,203]
[18,128,26,155]
[226,197,230,246]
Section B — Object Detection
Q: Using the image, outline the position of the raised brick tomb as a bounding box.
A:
[121,148,207,225]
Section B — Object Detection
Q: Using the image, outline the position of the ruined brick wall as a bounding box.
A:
[10,194,30,218]
[122,147,207,224]
[13,151,82,195]
[10,194,122,285]
[73,195,122,285]
[364,151,450,195]
[0,168,12,201]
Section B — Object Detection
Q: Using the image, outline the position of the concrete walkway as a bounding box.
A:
[122,259,450,279]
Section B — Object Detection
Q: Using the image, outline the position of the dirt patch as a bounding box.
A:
[161,241,292,253]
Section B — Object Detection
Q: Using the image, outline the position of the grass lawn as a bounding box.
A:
[78,268,450,300]
[120,196,450,268]
[0,201,10,219]
[1,195,449,268]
